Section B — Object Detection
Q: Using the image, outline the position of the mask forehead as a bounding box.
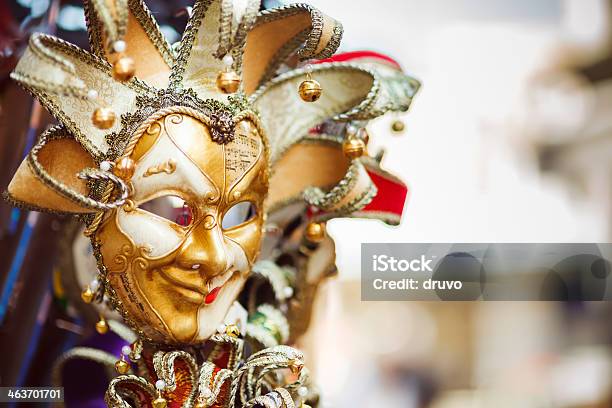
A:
[149,114,264,201]
[162,114,227,191]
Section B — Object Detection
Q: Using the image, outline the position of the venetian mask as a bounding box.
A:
[97,113,267,343]
[5,0,418,350]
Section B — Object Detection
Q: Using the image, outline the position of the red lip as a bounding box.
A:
[205,286,221,304]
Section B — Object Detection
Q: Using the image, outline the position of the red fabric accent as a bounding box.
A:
[315,50,401,70]
[211,366,230,408]
[306,170,407,221]
[363,170,407,217]
[167,359,194,408]
[211,343,231,368]
[308,124,323,135]
[121,382,151,407]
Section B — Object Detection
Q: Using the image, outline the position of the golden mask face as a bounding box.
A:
[97,113,267,344]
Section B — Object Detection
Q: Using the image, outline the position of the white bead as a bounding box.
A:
[304,64,313,74]
[222,54,234,67]
[346,124,357,136]
[155,380,166,390]
[191,264,200,270]
[113,40,126,53]
[90,278,99,290]
[87,89,99,101]
[201,388,213,398]
[298,386,308,397]
[283,286,294,298]
[217,324,226,334]
[357,127,367,138]
[100,161,112,172]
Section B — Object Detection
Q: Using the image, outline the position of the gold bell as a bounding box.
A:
[216,71,241,94]
[342,137,366,160]
[95,316,108,335]
[112,56,136,82]
[152,392,167,408]
[92,107,116,130]
[298,79,322,102]
[81,286,94,304]
[115,355,130,375]
[225,324,240,338]
[305,222,326,243]
[114,157,135,180]
[289,358,304,375]
[391,120,405,133]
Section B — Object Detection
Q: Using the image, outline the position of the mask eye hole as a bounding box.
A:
[222,201,257,230]
[138,195,193,226]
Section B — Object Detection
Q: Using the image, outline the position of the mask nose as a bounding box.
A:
[176,215,228,279]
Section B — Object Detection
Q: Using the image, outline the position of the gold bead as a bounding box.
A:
[81,286,94,304]
[95,317,108,334]
[391,120,405,133]
[225,324,240,338]
[115,356,130,374]
[342,138,366,160]
[288,358,304,375]
[195,398,207,408]
[92,107,116,130]
[112,56,136,82]
[152,396,168,408]
[305,222,325,243]
[216,70,241,94]
[298,79,322,102]
[114,157,135,180]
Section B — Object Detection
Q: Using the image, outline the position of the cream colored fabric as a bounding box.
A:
[354,61,421,118]
[11,34,142,158]
[177,0,260,100]
[252,65,373,164]
[253,61,420,165]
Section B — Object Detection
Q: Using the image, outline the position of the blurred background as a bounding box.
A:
[2,0,612,407]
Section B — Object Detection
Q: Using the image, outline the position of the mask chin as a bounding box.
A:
[195,270,248,341]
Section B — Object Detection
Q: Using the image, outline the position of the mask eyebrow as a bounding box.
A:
[143,159,177,177]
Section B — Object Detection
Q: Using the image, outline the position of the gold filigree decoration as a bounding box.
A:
[113,243,152,274]
[143,159,177,177]
[104,338,307,408]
